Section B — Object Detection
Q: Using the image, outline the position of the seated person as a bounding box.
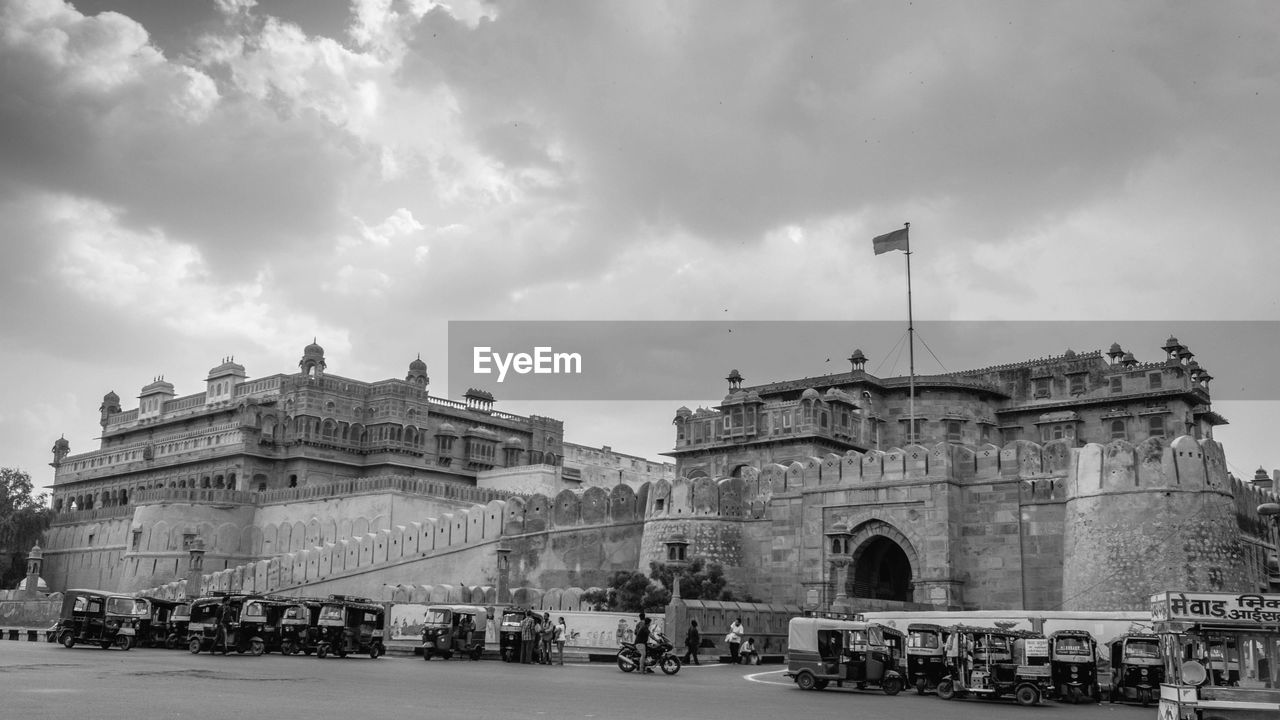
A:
[739,637,759,665]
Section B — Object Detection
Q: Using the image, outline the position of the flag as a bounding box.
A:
[872,226,909,255]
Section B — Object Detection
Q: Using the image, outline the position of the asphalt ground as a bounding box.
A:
[1,640,1158,720]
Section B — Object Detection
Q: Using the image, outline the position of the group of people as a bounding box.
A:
[518,612,567,665]
[677,616,758,666]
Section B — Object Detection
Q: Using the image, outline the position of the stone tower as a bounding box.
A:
[1061,435,1247,610]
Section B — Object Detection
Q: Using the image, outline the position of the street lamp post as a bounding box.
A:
[495,542,512,607]
[824,521,854,615]
[1259,503,1280,590]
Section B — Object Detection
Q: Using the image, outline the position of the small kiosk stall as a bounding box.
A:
[1152,591,1280,720]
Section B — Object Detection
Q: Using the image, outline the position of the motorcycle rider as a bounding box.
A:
[634,613,652,673]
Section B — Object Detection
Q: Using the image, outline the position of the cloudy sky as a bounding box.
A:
[3,0,1279,494]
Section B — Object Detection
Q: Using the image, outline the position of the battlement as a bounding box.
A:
[1066,435,1232,498]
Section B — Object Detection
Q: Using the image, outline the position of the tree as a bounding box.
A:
[581,559,741,614]
[1,468,52,589]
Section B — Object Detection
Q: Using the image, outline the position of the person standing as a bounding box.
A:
[683,619,701,665]
[634,612,651,674]
[540,612,554,664]
[726,617,745,664]
[554,616,567,665]
[519,612,534,664]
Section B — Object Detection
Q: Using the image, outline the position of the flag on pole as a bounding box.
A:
[872,226,909,255]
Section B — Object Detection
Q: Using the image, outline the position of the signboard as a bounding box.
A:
[1023,638,1049,657]
[1150,592,1280,624]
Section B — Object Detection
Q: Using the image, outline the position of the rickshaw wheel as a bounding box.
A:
[469,646,483,661]
[116,635,133,651]
[189,638,202,654]
[100,640,112,650]
[281,640,295,655]
[317,645,328,659]
[660,656,681,675]
[936,679,955,700]
[882,676,903,696]
[422,649,432,661]
[60,632,75,649]
[370,644,383,659]
[916,678,927,695]
[165,635,179,650]
[1015,686,1041,707]
[250,640,265,656]
[796,672,817,691]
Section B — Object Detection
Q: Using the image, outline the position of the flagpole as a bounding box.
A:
[904,222,915,443]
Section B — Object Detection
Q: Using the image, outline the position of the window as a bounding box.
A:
[1110,419,1127,440]
[1069,375,1085,395]
[1034,378,1051,398]
[1148,416,1165,437]
[946,421,962,443]
[131,530,142,551]
[1110,377,1122,393]
[1149,373,1163,390]
[655,498,665,512]
[980,425,991,444]
[902,418,925,443]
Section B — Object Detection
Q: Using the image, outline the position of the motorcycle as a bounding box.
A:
[617,632,682,675]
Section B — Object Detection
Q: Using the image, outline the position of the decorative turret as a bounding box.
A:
[464,388,494,412]
[849,348,868,372]
[1106,343,1124,364]
[51,436,69,467]
[726,369,743,391]
[300,339,326,378]
[138,377,175,420]
[205,356,247,405]
[406,355,429,387]
[99,390,121,428]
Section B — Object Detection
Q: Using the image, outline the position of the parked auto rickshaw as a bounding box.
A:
[907,623,948,694]
[188,594,269,655]
[278,599,321,655]
[137,596,184,648]
[56,589,147,650]
[1107,633,1163,706]
[936,626,1052,706]
[499,607,536,662]
[1150,590,1280,720]
[1048,629,1100,703]
[313,595,385,659]
[421,604,488,661]
[165,601,192,649]
[881,624,907,676]
[784,616,905,694]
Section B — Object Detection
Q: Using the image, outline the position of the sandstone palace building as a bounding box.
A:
[38,339,1279,612]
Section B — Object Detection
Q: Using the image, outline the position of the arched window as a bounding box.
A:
[1110,420,1126,440]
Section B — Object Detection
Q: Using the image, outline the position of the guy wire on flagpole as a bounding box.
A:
[903,222,915,442]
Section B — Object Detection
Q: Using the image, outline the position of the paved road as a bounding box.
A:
[2,642,1156,720]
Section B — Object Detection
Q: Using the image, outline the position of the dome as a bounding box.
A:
[409,356,427,372]
[849,348,867,361]
[304,339,324,355]
[675,406,692,417]
[1063,348,1076,358]
[436,422,459,436]
[502,436,524,448]
[1108,342,1123,354]
[103,390,120,403]
[801,387,821,401]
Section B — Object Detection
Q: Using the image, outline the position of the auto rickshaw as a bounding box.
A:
[936,626,1052,706]
[313,595,385,659]
[56,589,147,650]
[278,599,321,655]
[784,616,905,694]
[499,607,536,662]
[421,604,488,661]
[907,623,948,694]
[137,596,184,648]
[188,594,269,655]
[165,601,192,649]
[1150,590,1280,720]
[1048,629,1100,703]
[1107,633,1163,705]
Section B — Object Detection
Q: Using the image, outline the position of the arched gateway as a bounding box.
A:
[847,520,919,603]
